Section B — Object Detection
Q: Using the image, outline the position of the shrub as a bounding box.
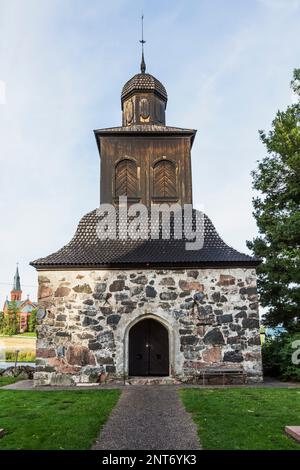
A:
[262,332,300,381]
[0,302,19,335]
[5,350,36,363]
[28,309,37,333]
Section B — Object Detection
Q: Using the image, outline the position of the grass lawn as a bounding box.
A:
[0,333,36,338]
[0,389,120,450]
[180,388,300,450]
[0,377,22,387]
[14,332,37,338]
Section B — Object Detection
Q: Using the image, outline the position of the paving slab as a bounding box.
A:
[92,386,201,450]
[1,380,35,390]
[0,380,121,391]
[1,377,300,391]
[285,426,300,443]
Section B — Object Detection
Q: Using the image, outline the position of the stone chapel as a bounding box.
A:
[31,55,263,386]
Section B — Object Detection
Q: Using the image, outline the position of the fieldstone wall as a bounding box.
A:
[34,268,262,386]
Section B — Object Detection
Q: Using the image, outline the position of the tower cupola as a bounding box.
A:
[121,72,167,126]
[121,16,167,126]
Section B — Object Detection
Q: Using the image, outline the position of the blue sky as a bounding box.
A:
[0,0,299,304]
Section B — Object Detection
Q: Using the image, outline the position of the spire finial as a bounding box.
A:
[139,14,146,73]
[13,263,21,292]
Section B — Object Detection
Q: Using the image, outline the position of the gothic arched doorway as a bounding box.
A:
[129,319,169,376]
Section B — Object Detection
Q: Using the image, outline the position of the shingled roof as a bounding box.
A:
[94,124,195,134]
[30,209,259,269]
[121,73,168,102]
[94,125,197,146]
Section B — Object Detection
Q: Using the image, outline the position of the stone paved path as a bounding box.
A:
[2,377,300,390]
[92,386,201,450]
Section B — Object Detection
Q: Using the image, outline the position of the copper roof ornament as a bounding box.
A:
[140,14,146,74]
[121,15,168,105]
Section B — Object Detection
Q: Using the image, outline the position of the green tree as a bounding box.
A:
[247,69,300,332]
[1,302,20,336]
[262,332,300,381]
[28,308,37,333]
[0,311,4,334]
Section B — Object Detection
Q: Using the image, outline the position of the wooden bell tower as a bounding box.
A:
[94,30,196,207]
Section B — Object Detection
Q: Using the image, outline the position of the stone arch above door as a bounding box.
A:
[122,313,177,379]
[129,318,169,376]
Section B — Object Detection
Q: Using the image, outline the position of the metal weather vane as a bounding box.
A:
[140,14,146,73]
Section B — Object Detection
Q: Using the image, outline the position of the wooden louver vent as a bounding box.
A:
[153,160,177,199]
[115,159,138,197]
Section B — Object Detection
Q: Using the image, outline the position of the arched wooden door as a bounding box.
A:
[129,319,169,376]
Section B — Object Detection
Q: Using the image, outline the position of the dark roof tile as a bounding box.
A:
[30,209,260,269]
[94,125,197,145]
[121,73,168,102]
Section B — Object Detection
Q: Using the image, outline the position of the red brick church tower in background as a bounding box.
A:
[3,266,37,332]
[10,265,22,301]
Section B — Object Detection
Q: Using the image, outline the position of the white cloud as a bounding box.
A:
[0,0,120,303]
[0,80,6,104]
[291,92,299,104]
[258,0,300,10]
